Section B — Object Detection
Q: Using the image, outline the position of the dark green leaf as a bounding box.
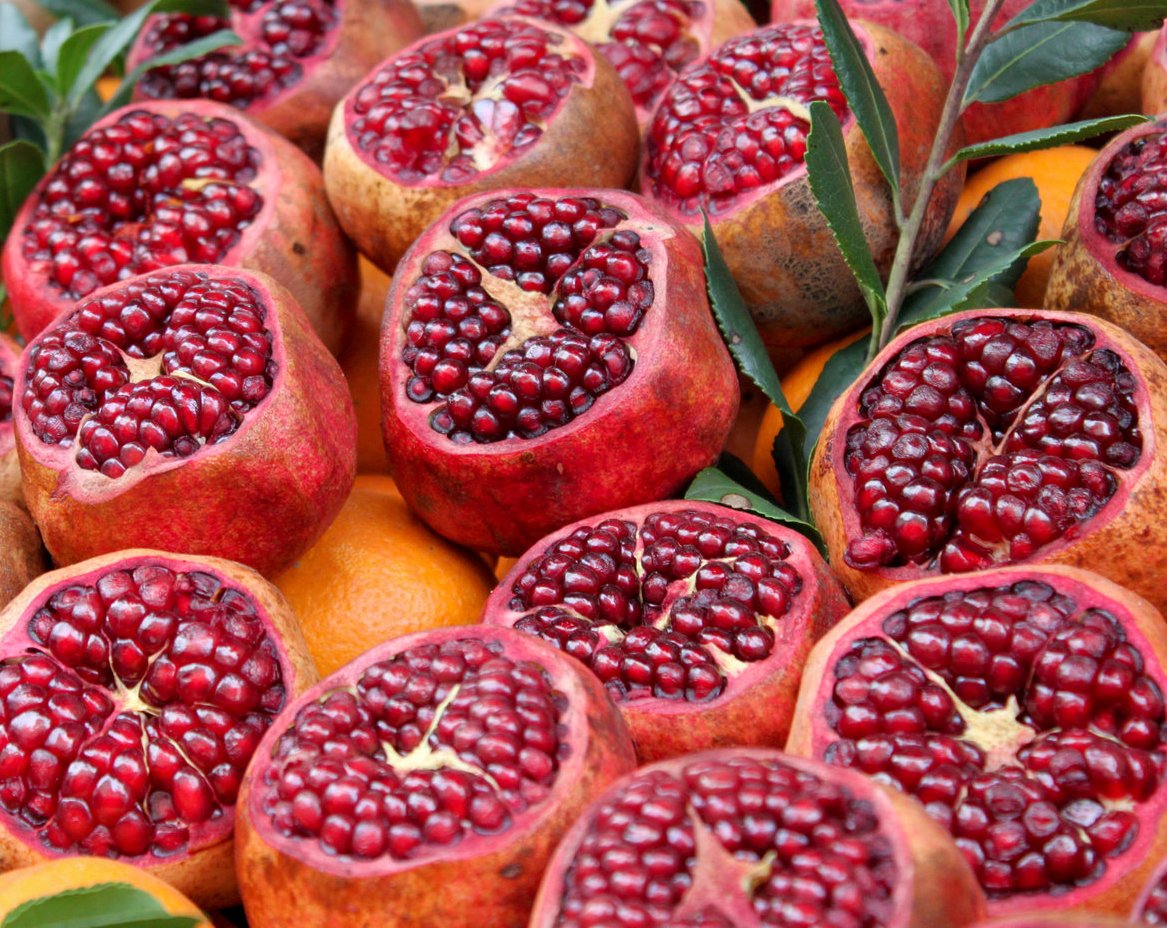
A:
[965,21,1130,105]
[2,884,202,928]
[797,337,869,463]
[1008,0,1167,32]
[0,51,53,121]
[948,0,971,45]
[0,5,41,61]
[104,28,241,113]
[0,140,45,241]
[55,22,112,100]
[814,0,901,210]
[36,0,120,26]
[948,114,1149,164]
[40,17,76,76]
[685,465,824,552]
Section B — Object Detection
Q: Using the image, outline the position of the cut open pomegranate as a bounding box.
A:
[0,335,19,504]
[788,566,1167,917]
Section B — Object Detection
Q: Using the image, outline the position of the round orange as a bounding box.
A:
[274,475,496,677]
[340,258,392,474]
[945,145,1099,307]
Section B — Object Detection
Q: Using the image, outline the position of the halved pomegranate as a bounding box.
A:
[14,265,357,577]
[126,0,425,157]
[0,550,317,909]
[640,20,961,356]
[483,500,849,761]
[0,502,44,610]
[530,747,987,927]
[322,17,640,273]
[1,101,358,354]
[380,189,739,554]
[0,334,20,503]
[809,309,1167,613]
[787,566,1167,916]
[235,625,637,928]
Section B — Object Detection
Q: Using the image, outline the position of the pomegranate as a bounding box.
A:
[411,0,495,33]
[0,550,317,909]
[14,265,356,577]
[322,17,640,274]
[0,334,20,504]
[484,0,756,127]
[640,21,961,355]
[0,502,44,610]
[482,500,850,762]
[1080,31,1157,120]
[787,565,1167,916]
[1146,27,1167,115]
[126,0,424,158]
[1137,857,1167,923]
[809,308,1167,612]
[971,920,1140,928]
[1,101,358,355]
[234,625,637,928]
[1045,121,1167,364]
[380,188,739,554]
[529,747,987,927]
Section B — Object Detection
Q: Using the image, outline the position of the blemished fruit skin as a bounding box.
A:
[0,501,45,609]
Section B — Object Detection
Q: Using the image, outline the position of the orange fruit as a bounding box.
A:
[274,474,495,676]
[340,258,392,473]
[96,75,120,103]
[495,555,519,581]
[0,858,211,926]
[945,145,1098,307]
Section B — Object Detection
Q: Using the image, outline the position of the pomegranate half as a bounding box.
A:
[235,625,637,928]
[0,334,20,503]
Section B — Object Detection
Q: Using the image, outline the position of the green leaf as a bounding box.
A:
[40,17,76,76]
[62,87,104,152]
[814,0,901,213]
[55,22,112,100]
[103,28,241,113]
[0,5,42,61]
[965,20,1130,105]
[0,51,53,121]
[805,100,888,331]
[1008,0,1167,32]
[0,140,45,242]
[948,114,1149,164]
[2,884,201,928]
[685,465,824,552]
[36,0,121,26]
[797,336,869,463]
[948,0,971,46]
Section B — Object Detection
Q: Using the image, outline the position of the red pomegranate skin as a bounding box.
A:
[14,265,357,578]
[380,189,740,555]
[810,308,1167,613]
[483,500,850,761]
[787,565,1167,917]
[234,625,637,928]
[1,100,358,355]
[0,334,20,504]
[0,550,318,909]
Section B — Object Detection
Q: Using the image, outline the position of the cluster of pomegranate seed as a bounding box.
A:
[1095,128,1167,285]
[822,578,1165,897]
[554,756,896,927]
[19,110,263,302]
[348,19,585,184]
[403,194,656,443]
[645,23,848,215]
[1,563,286,859]
[22,269,274,479]
[0,373,12,426]
[261,637,563,859]
[1144,873,1167,923]
[841,317,1143,572]
[506,509,800,703]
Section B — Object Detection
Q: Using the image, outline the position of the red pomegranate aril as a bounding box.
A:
[788,566,1167,917]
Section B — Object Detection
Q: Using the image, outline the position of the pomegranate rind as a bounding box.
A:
[0,501,45,609]
[529,746,988,928]
[1134,854,1167,923]
[0,549,318,910]
[322,18,640,274]
[380,188,740,555]
[483,499,850,761]
[234,624,637,928]
[786,564,1167,917]
[1142,27,1167,115]
[14,265,358,578]
[970,918,1142,928]
[809,308,1167,611]
[0,100,358,355]
[0,334,21,505]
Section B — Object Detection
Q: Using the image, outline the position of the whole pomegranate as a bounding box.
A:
[483,500,850,761]
[640,21,961,356]
[1,101,357,355]
[530,747,987,927]
[1046,119,1167,363]
[1144,28,1167,114]
[235,625,637,928]
[1081,31,1157,120]
[0,550,317,909]
[810,309,1167,613]
[0,334,20,503]
[322,18,640,274]
[787,566,1167,916]
[126,0,425,157]
[0,502,44,609]
[380,189,740,555]
[14,265,356,577]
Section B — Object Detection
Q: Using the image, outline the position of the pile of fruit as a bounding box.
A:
[4,0,1167,925]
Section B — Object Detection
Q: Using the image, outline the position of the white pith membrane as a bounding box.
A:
[0,559,288,859]
[258,636,567,862]
[497,508,803,704]
[20,267,275,483]
[819,577,1167,900]
[346,19,588,185]
[552,754,899,927]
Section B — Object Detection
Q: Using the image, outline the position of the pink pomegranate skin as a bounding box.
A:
[0,334,20,503]
[380,189,740,555]
[0,550,317,909]
[787,566,1167,917]
[483,500,850,761]
[529,747,988,928]
[235,625,637,928]
[810,308,1167,613]
[1,100,358,355]
[14,265,357,578]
